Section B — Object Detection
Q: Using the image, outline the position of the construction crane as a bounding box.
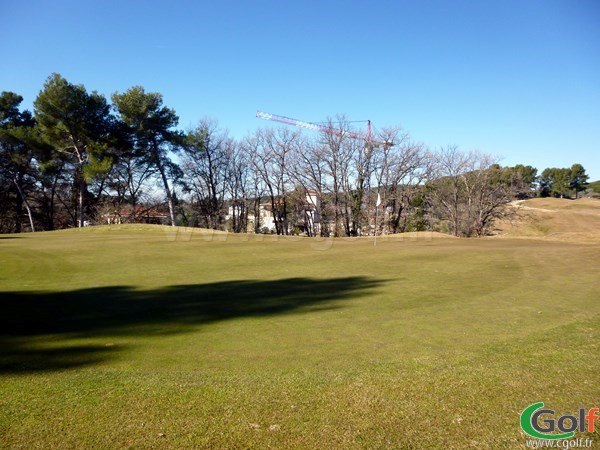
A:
[256,111,393,147]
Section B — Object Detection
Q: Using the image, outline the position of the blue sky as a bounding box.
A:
[1,0,599,178]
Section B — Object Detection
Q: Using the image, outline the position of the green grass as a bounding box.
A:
[1,225,599,449]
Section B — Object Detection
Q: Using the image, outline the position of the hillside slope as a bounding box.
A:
[495,197,600,242]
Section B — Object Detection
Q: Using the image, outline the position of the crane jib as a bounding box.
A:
[255,110,393,147]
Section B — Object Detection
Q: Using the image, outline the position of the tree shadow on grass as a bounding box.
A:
[0,277,383,374]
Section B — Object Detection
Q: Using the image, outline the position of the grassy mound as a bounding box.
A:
[386,231,457,239]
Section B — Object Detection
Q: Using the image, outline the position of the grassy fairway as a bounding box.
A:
[1,205,599,448]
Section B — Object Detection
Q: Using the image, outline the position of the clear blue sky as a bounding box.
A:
[1,0,599,179]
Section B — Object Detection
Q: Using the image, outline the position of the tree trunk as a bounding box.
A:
[14,182,23,233]
[253,197,261,233]
[13,175,35,232]
[48,174,58,231]
[282,197,288,235]
[156,156,177,226]
[79,175,85,228]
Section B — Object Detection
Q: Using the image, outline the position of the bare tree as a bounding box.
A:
[427,147,513,237]
[427,145,471,236]
[372,127,431,234]
[319,117,355,236]
[288,136,329,236]
[106,153,156,221]
[463,161,517,236]
[226,140,250,233]
[245,127,297,235]
[348,137,374,236]
[182,119,234,230]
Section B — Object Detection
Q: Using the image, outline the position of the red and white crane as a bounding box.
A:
[255,110,393,147]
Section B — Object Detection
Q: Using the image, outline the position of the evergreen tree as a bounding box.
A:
[569,163,589,199]
[112,87,183,226]
[34,74,114,227]
[0,92,40,232]
[540,168,571,198]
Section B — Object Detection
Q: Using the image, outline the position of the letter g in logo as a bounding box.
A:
[520,402,575,440]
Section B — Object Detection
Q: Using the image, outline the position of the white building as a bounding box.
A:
[225,190,321,235]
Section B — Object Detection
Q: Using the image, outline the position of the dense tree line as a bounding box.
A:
[538,164,589,199]
[0,74,592,236]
